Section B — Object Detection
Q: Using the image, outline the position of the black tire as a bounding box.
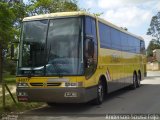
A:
[92,80,104,105]
[136,72,141,88]
[131,73,137,89]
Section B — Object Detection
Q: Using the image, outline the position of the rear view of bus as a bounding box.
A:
[16,11,146,105]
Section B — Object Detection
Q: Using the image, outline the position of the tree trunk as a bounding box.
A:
[0,44,2,83]
[0,44,6,107]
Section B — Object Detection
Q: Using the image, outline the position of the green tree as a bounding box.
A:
[0,1,27,49]
[147,39,160,57]
[0,1,26,75]
[0,2,15,48]
[147,12,160,41]
[27,0,79,15]
[0,1,15,80]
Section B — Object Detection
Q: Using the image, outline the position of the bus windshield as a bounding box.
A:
[18,17,84,76]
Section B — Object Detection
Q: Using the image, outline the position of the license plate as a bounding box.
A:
[64,92,77,97]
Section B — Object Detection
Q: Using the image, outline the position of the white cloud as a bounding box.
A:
[102,6,152,28]
[120,0,154,4]
[156,1,160,11]
[98,0,157,9]
[98,0,122,9]
[97,0,156,29]
[86,0,96,8]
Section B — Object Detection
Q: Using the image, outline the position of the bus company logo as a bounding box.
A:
[111,54,120,62]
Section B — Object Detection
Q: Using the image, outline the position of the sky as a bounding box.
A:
[77,0,160,47]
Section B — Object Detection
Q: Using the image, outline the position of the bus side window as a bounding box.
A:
[111,28,121,50]
[121,32,128,52]
[85,17,92,35]
[140,40,145,54]
[98,22,111,49]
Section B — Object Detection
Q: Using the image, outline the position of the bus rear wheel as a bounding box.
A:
[92,80,104,105]
[131,73,137,89]
[136,72,141,87]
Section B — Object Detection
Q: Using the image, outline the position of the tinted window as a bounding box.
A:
[98,21,144,54]
[111,28,121,50]
[47,18,83,75]
[128,35,141,53]
[128,36,135,53]
[91,18,97,44]
[98,22,111,48]
[21,20,48,67]
[121,32,128,51]
[85,17,97,44]
[140,40,145,54]
[85,17,92,35]
[135,38,140,53]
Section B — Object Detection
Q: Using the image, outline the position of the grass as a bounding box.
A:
[0,93,45,118]
[0,72,45,118]
[2,72,16,84]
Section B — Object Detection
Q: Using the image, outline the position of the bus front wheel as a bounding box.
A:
[92,80,104,105]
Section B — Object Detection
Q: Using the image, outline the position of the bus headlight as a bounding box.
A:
[17,82,29,87]
[64,82,83,87]
[17,92,27,96]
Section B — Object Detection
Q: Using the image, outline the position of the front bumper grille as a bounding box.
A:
[30,83,43,86]
[30,82,61,87]
[47,83,61,86]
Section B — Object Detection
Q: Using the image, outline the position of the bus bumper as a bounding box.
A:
[16,87,97,103]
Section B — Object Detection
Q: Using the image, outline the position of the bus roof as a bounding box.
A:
[23,11,92,21]
[23,11,144,41]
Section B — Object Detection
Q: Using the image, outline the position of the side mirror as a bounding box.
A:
[10,40,19,61]
[85,35,94,58]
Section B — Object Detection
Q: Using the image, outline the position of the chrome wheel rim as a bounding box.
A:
[98,84,104,102]
[133,74,136,88]
[137,75,140,86]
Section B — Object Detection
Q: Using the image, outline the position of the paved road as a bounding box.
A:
[18,71,160,120]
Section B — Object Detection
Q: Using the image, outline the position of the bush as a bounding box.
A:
[4,59,16,75]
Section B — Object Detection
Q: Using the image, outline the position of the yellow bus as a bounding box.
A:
[16,11,146,105]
